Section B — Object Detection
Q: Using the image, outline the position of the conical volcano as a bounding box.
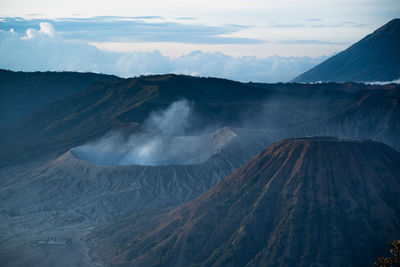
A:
[90,137,400,266]
[293,19,400,82]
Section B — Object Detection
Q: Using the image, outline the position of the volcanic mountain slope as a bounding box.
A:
[1,73,399,168]
[293,18,400,82]
[0,69,119,127]
[0,127,275,223]
[0,127,277,266]
[0,74,273,167]
[90,138,400,267]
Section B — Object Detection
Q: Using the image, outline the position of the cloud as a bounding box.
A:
[266,21,366,29]
[176,17,196,21]
[364,79,400,85]
[0,22,326,82]
[266,24,305,29]
[172,51,327,82]
[21,22,57,39]
[279,39,348,45]
[0,16,263,45]
[308,18,323,22]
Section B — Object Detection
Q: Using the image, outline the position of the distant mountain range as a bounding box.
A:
[293,18,400,82]
[89,138,400,266]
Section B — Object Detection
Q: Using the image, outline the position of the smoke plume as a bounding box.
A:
[73,99,234,166]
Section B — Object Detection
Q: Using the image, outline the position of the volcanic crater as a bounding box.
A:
[71,127,237,166]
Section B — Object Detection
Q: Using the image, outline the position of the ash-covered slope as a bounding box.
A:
[293,19,400,82]
[0,126,276,267]
[90,138,400,267]
[289,88,400,150]
[0,127,275,222]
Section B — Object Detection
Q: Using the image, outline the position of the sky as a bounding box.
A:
[0,0,399,82]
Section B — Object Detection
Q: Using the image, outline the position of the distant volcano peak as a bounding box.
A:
[293,18,400,83]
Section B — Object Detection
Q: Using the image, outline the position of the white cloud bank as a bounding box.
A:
[0,22,327,82]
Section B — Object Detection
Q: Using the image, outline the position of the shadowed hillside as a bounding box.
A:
[0,69,119,127]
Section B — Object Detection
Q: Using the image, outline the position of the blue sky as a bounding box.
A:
[0,0,399,82]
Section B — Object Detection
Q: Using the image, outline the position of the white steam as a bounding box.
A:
[73,99,235,166]
[143,99,192,135]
